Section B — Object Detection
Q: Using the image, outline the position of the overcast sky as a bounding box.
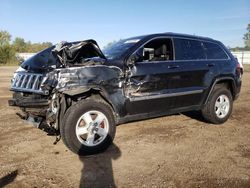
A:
[0,0,249,48]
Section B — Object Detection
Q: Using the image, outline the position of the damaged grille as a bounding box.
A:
[11,72,46,94]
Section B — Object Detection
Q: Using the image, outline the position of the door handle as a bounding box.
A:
[168,65,180,69]
[207,63,215,67]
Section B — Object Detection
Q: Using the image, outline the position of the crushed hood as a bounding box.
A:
[21,40,106,72]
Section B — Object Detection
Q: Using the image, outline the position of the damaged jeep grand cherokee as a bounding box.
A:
[9,33,242,155]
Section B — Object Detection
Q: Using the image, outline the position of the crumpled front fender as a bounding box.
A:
[55,65,123,91]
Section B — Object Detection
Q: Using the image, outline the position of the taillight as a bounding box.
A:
[236,62,243,77]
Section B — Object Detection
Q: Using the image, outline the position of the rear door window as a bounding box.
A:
[174,38,205,60]
[202,42,228,60]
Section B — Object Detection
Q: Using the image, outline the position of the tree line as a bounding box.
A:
[0,30,52,65]
[0,23,250,65]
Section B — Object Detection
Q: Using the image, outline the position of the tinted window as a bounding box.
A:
[139,38,173,62]
[203,42,228,60]
[174,38,205,60]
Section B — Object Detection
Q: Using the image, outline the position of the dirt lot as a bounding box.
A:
[0,66,250,188]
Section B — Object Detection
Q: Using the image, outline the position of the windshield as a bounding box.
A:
[103,38,141,60]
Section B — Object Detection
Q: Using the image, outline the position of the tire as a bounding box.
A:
[201,87,233,124]
[60,99,116,155]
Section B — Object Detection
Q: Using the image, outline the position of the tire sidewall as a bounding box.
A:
[209,88,233,124]
[61,99,116,155]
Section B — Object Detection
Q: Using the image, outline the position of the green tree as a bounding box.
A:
[0,45,15,64]
[0,30,53,65]
[0,30,16,64]
[26,41,52,52]
[13,37,27,52]
[243,23,250,48]
[0,30,11,46]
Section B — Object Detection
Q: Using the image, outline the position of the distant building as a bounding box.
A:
[231,51,250,65]
[16,53,36,62]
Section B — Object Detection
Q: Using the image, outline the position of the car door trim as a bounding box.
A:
[129,89,203,102]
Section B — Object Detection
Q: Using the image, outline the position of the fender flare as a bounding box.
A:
[61,86,120,116]
[204,77,236,104]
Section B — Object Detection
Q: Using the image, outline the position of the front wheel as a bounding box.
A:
[202,87,233,124]
[60,99,116,155]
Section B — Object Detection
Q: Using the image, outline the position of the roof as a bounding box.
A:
[127,32,216,42]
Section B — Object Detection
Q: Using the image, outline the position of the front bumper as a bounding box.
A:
[8,92,49,108]
[8,98,49,108]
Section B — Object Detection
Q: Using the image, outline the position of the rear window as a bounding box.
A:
[174,38,205,60]
[202,42,228,60]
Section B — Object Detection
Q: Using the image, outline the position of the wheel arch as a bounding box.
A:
[61,87,119,118]
[205,77,236,104]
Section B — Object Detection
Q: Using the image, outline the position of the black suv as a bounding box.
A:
[9,33,242,155]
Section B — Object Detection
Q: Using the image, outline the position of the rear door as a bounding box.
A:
[171,38,219,107]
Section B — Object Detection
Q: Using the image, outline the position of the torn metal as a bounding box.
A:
[52,40,106,67]
[20,40,106,72]
[9,39,126,134]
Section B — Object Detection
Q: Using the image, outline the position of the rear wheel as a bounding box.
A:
[202,87,233,124]
[60,99,116,155]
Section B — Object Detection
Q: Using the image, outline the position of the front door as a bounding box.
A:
[124,38,179,115]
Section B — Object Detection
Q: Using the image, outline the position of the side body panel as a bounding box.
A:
[123,36,220,116]
[53,65,127,117]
